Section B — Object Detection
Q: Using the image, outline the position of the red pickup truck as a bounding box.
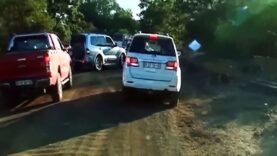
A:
[0,33,72,103]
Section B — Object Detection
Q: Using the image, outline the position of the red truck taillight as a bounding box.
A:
[44,55,50,63]
[44,54,52,76]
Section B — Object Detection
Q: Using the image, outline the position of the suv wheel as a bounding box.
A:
[119,54,126,68]
[95,56,103,71]
[169,92,179,107]
[51,74,63,102]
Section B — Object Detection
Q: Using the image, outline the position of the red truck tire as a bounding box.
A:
[50,74,63,102]
[65,67,73,89]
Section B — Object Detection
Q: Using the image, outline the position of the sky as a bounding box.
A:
[116,0,141,20]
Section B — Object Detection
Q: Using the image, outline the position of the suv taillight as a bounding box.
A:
[126,56,139,67]
[166,61,178,70]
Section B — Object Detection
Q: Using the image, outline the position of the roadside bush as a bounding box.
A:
[213,3,277,59]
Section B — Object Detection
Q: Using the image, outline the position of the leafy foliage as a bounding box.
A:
[80,0,138,34]
[214,2,277,58]
[0,0,55,52]
[139,0,277,58]
[0,0,138,54]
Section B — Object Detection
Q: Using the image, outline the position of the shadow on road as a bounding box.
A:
[261,126,277,156]
[0,91,169,155]
[0,90,45,115]
[72,65,122,75]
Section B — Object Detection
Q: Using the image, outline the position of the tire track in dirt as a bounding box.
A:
[169,85,264,156]
[66,129,110,156]
[11,129,111,156]
[105,105,183,156]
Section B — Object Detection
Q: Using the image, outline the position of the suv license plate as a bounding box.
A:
[15,80,33,86]
[143,62,161,69]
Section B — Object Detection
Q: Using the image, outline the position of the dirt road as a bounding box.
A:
[0,67,277,156]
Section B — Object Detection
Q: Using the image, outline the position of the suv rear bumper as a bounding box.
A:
[0,78,50,89]
[122,86,180,97]
[123,67,181,92]
[123,80,179,92]
[123,75,181,92]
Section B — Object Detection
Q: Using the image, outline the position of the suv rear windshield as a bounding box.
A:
[129,36,176,56]
[11,35,50,52]
[70,34,86,46]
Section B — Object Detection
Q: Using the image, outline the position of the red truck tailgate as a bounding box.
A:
[0,51,51,83]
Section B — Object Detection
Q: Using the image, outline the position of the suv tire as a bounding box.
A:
[169,92,179,107]
[119,54,126,68]
[95,56,103,71]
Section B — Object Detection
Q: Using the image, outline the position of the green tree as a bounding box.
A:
[0,0,55,53]
[214,2,277,58]
[112,9,138,34]
[139,0,174,33]
[80,0,137,34]
[47,0,89,41]
[138,0,238,50]
[80,0,121,33]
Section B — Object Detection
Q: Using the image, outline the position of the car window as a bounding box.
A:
[57,38,65,51]
[129,36,176,56]
[52,35,62,50]
[106,37,114,46]
[10,35,50,52]
[91,36,106,46]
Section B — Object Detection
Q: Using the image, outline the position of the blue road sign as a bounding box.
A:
[188,40,201,52]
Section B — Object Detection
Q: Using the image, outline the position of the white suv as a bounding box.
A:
[122,33,181,106]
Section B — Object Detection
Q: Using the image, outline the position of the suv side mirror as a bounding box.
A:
[113,43,118,47]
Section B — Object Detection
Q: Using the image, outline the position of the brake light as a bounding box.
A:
[44,54,52,76]
[44,55,50,63]
[149,34,158,41]
[126,57,139,67]
[166,61,178,70]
